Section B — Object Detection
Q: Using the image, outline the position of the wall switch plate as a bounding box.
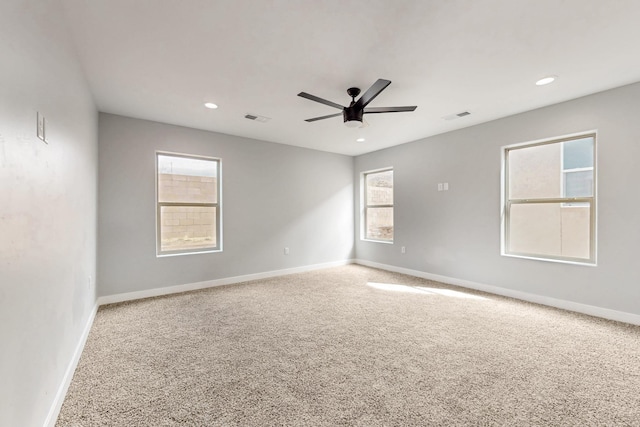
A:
[437,183,443,191]
[284,247,289,255]
[401,246,406,254]
[37,112,46,143]
[443,182,449,191]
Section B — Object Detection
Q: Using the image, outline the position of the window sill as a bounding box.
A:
[361,239,394,245]
[501,252,596,267]
[157,248,222,258]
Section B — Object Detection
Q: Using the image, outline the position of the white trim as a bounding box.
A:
[501,252,596,267]
[354,259,640,326]
[155,151,222,257]
[156,248,222,258]
[360,167,394,242]
[97,259,355,306]
[502,129,598,151]
[501,131,597,265]
[44,304,98,427]
[361,239,394,245]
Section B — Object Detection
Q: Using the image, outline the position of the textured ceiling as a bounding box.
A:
[61,0,640,155]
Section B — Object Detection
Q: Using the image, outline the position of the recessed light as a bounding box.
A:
[536,76,557,86]
[204,102,218,109]
[356,138,365,143]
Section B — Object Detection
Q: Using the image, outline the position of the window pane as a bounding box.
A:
[158,155,217,203]
[508,143,562,199]
[366,170,393,205]
[563,137,594,170]
[366,207,393,241]
[509,202,590,260]
[160,206,216,252]
[564,169,593,198]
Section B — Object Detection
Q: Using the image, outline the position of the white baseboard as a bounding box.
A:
[44,303,98,427]
[97,259,355,306]
[354,259,640,326]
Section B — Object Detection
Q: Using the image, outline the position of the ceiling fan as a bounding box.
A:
[298,79,417,128]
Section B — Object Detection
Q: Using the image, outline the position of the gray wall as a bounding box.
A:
[355,82,640,316]
[98,114,354,296]
[0,1,98,426]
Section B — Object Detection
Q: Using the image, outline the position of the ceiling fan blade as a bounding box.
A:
[298,92,345,110]
[364,106,417,113]
[305,112,343,122]
[354,79,391,110]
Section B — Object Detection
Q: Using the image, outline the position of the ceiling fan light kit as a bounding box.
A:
[298,79,417,128]
[343,107,364,127]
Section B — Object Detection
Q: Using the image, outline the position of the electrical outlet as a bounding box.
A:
[284,247,289,255]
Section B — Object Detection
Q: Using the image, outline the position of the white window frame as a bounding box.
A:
[501,132,596,265]
[156,151,222,257]
[361,167,394,244]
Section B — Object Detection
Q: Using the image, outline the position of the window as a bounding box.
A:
[562,138,594,206]
[156,152,221,256]
[502,134,595,264]
[362,168,393,242]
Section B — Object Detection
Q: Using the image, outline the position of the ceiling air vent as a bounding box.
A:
[442,111,471,121]
[244,114,271,123]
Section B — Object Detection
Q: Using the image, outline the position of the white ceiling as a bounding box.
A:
[61,0,640,156]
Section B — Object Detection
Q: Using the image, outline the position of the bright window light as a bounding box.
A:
[362,168,393,242]
[156,152,221,256]
[502,133,596,264]
[366,282,487,300]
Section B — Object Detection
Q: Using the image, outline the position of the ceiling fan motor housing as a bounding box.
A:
[343,106,363,127]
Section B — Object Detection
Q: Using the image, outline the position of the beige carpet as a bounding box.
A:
[56,265,640,426]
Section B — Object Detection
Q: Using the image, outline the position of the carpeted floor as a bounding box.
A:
[56,265,640,426]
